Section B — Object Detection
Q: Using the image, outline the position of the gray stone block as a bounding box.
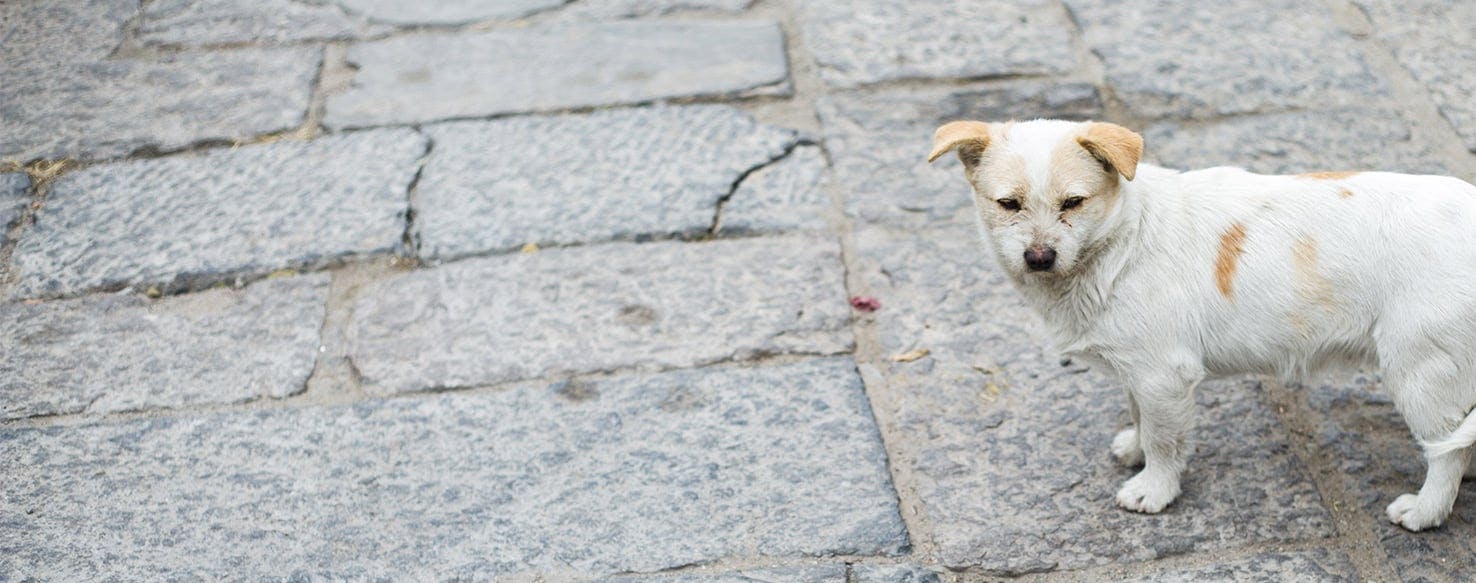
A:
[0,0,137,68]
[1145,109,1448,175]
[9,129,425,299]
[416,106,796,259]
[0,274,327,421]
[1064,0,1388,119]
[338,0,566,24]
[1,48,320,162]
[817,82,1102,229]
[799,0,1076,88]
[601,564,847,583]
[0,358,907,578]
[556,0,752,20]
[719,145,830,236]
[138,0,389,46]
[348,235,854,393]
[851,563,943,583]
[853,223,1333,573]
[325,22,788,128]
[1122,550,1357,582]
[0,173,30,247]
[1355,0,1476,152]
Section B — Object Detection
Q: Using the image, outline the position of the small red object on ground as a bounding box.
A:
[849,295,882,312]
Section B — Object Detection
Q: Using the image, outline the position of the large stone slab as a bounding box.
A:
[718,145,831,236]
[325,22,788,128]
[348,236,853,393]
[0,358,908,578]
[9,129,425,300]
[817,82,1102,229]
[1121,550,1357,582]
[416,106,795,259]
[1,47,320,162]
[0,274,327,421]
[800,0,1076,88]
[0,173,29,246]
[1064,0,1387,119]
[0,0,137,69]
[1145,109,1448,175]
[1355,0,1476,152]
[853,223,1334,573]
[138,0,388,46]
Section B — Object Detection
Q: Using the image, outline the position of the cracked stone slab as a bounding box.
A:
[348,235,853,393]
[0,0,138,68]
[138,0,391,46]
[0,274,327,421]
[324,21,788,128]
[854,223,1334,573]
[0,357,907,578]
[818,82,1102,229]
[1145,109,1448,175]
[1354,0,1476,152]
[799,0,1076,88]
[1064,0,1388,119]
[9,129,425,300]
[0,173,30,247]
[1121,550,1357,582]
[601,565,847,582]
[416,106,795,259]
[718,145,830,236]
[0,47,320,162]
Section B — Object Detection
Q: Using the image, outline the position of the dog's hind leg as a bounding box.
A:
[1380,344,1475,531]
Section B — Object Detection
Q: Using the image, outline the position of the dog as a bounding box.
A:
[928,118,1476,531]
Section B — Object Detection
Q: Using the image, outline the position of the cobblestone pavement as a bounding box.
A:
[3,0,1475,581]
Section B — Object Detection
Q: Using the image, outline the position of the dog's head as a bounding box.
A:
[928,119,1142,279]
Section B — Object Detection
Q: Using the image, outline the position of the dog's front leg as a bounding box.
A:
[1111,388,1144,467]
[1115,370,1200,513]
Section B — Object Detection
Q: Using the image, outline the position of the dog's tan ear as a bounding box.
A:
[927,121,992,164]
[1076,122,1143,181]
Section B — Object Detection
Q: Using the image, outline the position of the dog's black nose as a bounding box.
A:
[1024,246,1057,271]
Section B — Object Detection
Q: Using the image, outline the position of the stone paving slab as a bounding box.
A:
[1121,550,1358,582]
[853,224,1334,573]
[0,47,320,162]
[325,22,788,129]
[602,565,847,583]
[0,357,907,578]
[1355,0,1476,153]
[1145,109,1449,175]
[0,274,326,421]
[138,0,390,47]
[719,145,830,236]
[415,105,795,259]
[851,563,942,583]
[348,235,853,393]
[1064,0,1387,120]
[0,174,30,247]
[555,0,752,20]
[799,0,1076,88]
[9,129,425,300]
[817,82,1102,230]
[338,0,565,24]
[0,0,137,68]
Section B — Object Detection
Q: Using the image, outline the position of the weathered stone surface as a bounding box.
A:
[1,48,320,162]
[853,223,1333,573]
[852,563,943,583]
[799,0,1075,88]
[1122,550,1357,582]
[339,0,565,24]
[1145,109,1448,174]
[818,82,1102,229]
[325,22,788,128]
[556,0,752,20]
[1355,0,1476,152]
[719,145,830,236]
[0,174,29,246]
[9,129,425,299]
[602,565,847,583]
[138,0,388,46]
[0,274,326,421]
[1064,0,1387,119]
[0,358,907,578]
[348,236,853,393]
[416,106,795,259]
[0,0,137,68]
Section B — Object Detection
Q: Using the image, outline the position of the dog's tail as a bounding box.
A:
[1421,409,1476,457]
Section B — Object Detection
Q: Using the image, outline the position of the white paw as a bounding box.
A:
[1386,493,1447,532]
[1111,427,1144,467]
[1115,471,1181,514]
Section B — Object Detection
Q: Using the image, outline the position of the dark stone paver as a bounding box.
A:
[9,129,425,299]
[1145,109,1448,174]
[0,274,326,421]
[0,357,906,578]
[0,174,30,247]
[1355,0,1476,152]
[719,145,830,236]
[852,563,943,583]
[348,235,853,393]
[1121,550,1358,582]
[138,0,388,46]
[0,0,137,68]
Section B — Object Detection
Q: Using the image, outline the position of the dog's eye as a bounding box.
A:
[996,198,1021,211]
[1060,197,1085,211]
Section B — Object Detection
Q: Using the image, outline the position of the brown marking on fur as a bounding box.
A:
[1215,223,1248,299]
[1289,313,1312,337]
[1076,122,1143,181]
[1299,171,1360,180]
[928,121,991,163]
[1338,187,1354,198]
[1292,235,1336,311]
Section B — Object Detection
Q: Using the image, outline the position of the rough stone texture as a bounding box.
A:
[0,0,138,68]
[416,106,795,259]
[1064,0,1387,119]
[1355,0,1476,152]
[1121,550,1358,582]
[0,358,907,578]
[799,0,1075,88]
[1,48,320,162]
[852,564,943,583]
[0,173,30,246]
[326,22,788,128]
[138,0,388,46]
[556,0,752,20]
[602,565,846,583]
[0,274,326,421]
[338,0,566,24]
[348,236,853,393]
[719,145,830,236]
[853,223,1334,573]
[1145,109,1448,175]
[9,129,425,300]
[818,82,1103,230]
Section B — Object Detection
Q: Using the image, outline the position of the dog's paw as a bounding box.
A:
[1386,493,1447,532]
[1115,471,1180,514]
[1111,427,1144,467]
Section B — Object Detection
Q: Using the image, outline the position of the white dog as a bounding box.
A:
[928,119,1476,531]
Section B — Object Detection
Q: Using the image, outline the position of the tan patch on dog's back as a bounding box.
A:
[1215,223,1248,299]
[1292,236,1336,310]
[1338,187,1354,198]
[1299,171,1360,180]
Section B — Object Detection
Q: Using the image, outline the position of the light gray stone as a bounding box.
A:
[348,235,853,393]
[338,0,566,24]
[416,106,795,259]
[556,0,752,20]
[852,563,943,583]
[0,173,29,246]
[853,223,1334,573]
[718,145,830,236]
[1355,0,1476,152]
[1122,550,1357,582]
[1064,0,1387,119]
[0,274,327,421]
[1145,109,1448,175]
[0,47,320,162]
[799,0,1076,88]
[0,0,137,68]
[601,564,847,583]
[9,129,425,300]
[138,0,388,46]
[817,82,1103,229]
[0,358,908,578]
[325,22,788,128]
